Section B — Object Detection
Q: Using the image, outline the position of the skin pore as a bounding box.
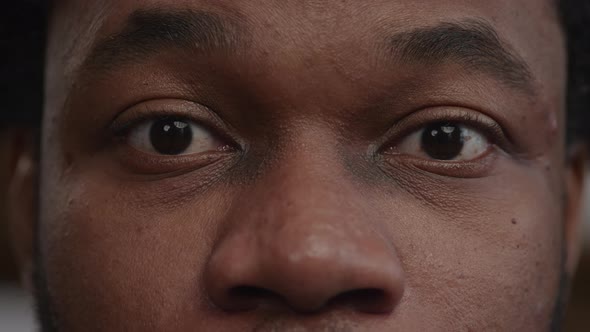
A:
[8,0,588,331]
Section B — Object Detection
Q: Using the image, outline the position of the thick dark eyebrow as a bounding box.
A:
[387,19,536,94]
[81,8,242,72]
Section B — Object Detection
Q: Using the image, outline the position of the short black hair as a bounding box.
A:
[0,1,46,127]
[560,0,590,144]
[1,1,588,144]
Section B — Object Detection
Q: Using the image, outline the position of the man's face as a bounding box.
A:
[35,0,574,330]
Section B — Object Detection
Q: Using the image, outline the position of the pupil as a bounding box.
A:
[421,122,464,160]
[149,118,193,155]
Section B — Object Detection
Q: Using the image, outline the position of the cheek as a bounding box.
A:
[380,160,563,330]
[39,169,228,330]
[38,153,565,330]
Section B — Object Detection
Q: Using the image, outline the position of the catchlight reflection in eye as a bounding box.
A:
[128,117,221,156]
[395,122,491,161]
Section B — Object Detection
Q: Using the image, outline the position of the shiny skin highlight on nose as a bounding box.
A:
[204,152,405,315]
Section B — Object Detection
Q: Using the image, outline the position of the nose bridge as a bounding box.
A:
[244,129,371,240]
[232,142,368,265]
[262,147,355,232]
[253,153,373,269]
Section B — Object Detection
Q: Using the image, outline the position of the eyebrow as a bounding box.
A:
[82,11,534,96]
[82,8,242,72]
[387,19,536,94]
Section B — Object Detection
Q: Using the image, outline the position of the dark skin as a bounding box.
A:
[6,0,589,331]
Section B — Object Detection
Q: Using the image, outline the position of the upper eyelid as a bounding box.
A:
[108,100,244,149]
[390,126,492,164]
[111,114,208,136]
[110,105,212,134]
[376,107,513,154]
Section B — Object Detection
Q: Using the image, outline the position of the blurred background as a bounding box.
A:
[0,2,589,332]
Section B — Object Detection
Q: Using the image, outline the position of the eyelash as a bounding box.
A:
[379,108,512,154]
[106,102,511,181]
[112,109,509,153]
[111,113,178,137]
[109,109,238,150]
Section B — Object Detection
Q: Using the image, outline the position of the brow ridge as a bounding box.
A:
[388,19,535,94]
[82,8,241,72]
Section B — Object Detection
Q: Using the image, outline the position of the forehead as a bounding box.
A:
[46,0,566,123]
[49,0,563,64]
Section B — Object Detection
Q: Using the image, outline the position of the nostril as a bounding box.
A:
[205,226,405,315]
[230,285,276,299]
[328,288,393,314]
[226,286,283,311]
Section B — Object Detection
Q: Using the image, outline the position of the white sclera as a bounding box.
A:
[395,125,490,161]
[128,119,219,155]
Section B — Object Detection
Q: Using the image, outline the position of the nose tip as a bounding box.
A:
[205,229,405,314]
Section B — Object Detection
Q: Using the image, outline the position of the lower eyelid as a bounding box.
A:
[381,146,499,178]
[114,143,234,176]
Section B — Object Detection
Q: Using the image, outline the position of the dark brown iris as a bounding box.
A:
[421,122,464,160]
[149,117,193,155]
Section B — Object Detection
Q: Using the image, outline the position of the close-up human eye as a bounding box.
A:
[392,121,492,162]
[126,116,225,156]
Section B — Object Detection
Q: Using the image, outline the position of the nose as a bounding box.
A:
[205,225,404,314]
[204,160,405,314]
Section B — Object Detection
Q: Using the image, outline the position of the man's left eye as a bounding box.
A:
[127,117,223,156]
[392,121,491,161]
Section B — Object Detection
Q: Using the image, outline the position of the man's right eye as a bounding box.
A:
[127,116,226,156]
[391,121,492,162]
